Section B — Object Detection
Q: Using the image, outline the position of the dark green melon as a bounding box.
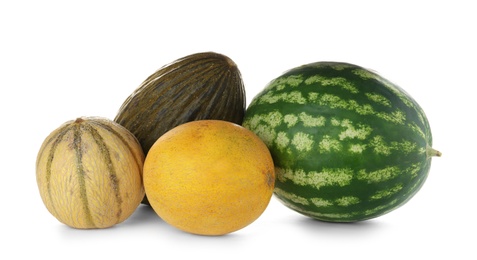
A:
[243,61,441,222]
[115,52,246,204]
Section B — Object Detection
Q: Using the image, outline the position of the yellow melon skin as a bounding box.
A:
[143,120,275,236]
[36,117,145,229]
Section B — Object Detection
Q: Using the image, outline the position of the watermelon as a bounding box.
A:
[243,62,441,222]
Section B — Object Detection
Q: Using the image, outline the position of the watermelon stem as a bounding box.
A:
[427,146,442,157]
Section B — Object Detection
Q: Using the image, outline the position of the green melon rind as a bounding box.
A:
[243,62,440,222]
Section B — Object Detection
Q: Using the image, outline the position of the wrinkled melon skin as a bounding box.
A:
[114,52,246,155]
[114,52,246,205]
[243,62,441,222]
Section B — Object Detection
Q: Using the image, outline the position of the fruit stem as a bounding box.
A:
[427,146,442,157]
[225,56,237,68]
[74,117,85,124]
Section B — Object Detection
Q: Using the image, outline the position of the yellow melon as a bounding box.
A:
[143,120,275,236]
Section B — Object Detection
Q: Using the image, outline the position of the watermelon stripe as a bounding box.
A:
[277,186,405,221]
[369,183,403,200]
[257,88,410,126]
[246,111,422,158]
[305,75,360,94]
[274,188,309,205]
[252,72,428,132]
[365,92,392,107]
[359,166,403,183]
[277,167,354,190]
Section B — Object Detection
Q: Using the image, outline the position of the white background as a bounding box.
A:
[1,1,475,259]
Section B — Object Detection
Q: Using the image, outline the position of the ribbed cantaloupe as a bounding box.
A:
[36,117,145,229]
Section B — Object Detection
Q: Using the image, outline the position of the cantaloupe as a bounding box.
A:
[36,117,145,229]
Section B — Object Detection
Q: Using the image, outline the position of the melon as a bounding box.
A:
[114,51,246,155]
[243,62,441,222]
[36,117,145,228]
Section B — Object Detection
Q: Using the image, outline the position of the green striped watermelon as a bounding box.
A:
[243,62,441,222]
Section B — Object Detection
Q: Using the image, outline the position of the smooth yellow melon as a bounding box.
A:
[143,120,275,236]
